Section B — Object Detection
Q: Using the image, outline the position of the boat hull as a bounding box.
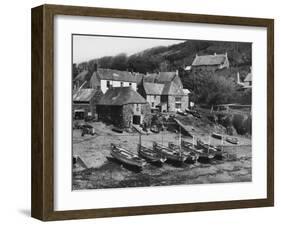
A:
[110,144,146,168]
[138,146,167,164]
[153,143,187,164]
[196,139,222,159]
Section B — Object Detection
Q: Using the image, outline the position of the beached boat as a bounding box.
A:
[196,139,220,159]
[168,142,199,162]
[212,132,224,140]
[110,144,146,168]
[150,125,160,133]
[181,140,212,160]
[226,137,239,145]
[138,145,167,164]
[153,142,187,164]
[112,127,123,133]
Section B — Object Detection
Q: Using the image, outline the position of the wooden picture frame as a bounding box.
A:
[31,4,274,221]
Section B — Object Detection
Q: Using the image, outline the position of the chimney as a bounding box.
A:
[93,63,98,72]
[225,52,228,57]
[175,70,179,76]
[214,52,216,56]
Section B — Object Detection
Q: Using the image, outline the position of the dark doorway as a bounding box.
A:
[133,115,141,124]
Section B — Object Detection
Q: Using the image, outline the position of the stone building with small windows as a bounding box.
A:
[138,71,190,112]
[97,87,151,128]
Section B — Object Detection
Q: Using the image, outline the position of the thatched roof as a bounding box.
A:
[144,72,177,84]
[98,87,147,106]
[192,53,227,66]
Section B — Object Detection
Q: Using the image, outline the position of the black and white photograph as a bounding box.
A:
[72,35,252,190]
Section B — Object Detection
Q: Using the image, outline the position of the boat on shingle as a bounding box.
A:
[153,142,187,164]
[138,145,167,165]
[110,144,146,169]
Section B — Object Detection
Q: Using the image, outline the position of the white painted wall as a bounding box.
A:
[100,79,137,93]
[0,1,280,226]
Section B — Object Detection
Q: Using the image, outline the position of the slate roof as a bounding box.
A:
[96,68,137,83]
[73,89,97,102]
[192,53,227,66]
[98,87,147,106]
[143,72,177,84]
[162,81,185,96]
[143,82,165,95]
[244,72,252,82]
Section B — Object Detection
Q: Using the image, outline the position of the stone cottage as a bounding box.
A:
[138,71,190,112]
[97,87,151,128]
[191,52,229,72]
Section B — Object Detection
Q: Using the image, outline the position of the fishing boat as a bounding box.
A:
[138,145,167,164]
[212,132,224,140]
[196,138,221,159]
[226,137,239,145]
[168,142,199,162]
[153,142,187,164]
[181,139,212,160]
[110,144,146,168]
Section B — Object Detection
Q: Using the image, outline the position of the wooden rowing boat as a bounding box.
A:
[138,145,167,164]
[153,142,187,164]
[110,144,146,168]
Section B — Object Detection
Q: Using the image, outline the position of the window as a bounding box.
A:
[136,104,139,112]
[154,95,157,99]
[121,82,124,87]
[175,103,181,109]
[151,102,155,108]
[106,81,110,88]
[129,82,132,86]
[175,96,181,102]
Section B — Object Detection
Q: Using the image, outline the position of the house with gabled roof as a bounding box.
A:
[143,71,183,89]
[191,52,229,71]
[73,70,92,90]
[237,68,252,90]
[138,78,190,113]
[73,88,103,119]
[89,68,138,93]
[97,87,151,128]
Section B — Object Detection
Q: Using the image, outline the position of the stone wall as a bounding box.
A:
[141,103,152,127]
[90,90,104,117]
[122,104,134,128]
[97,105,123,127]
[167,95,189,112]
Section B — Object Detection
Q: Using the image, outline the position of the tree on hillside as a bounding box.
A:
[184,70,240,106]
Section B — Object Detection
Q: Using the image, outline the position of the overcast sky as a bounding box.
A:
[73,35,185,64]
